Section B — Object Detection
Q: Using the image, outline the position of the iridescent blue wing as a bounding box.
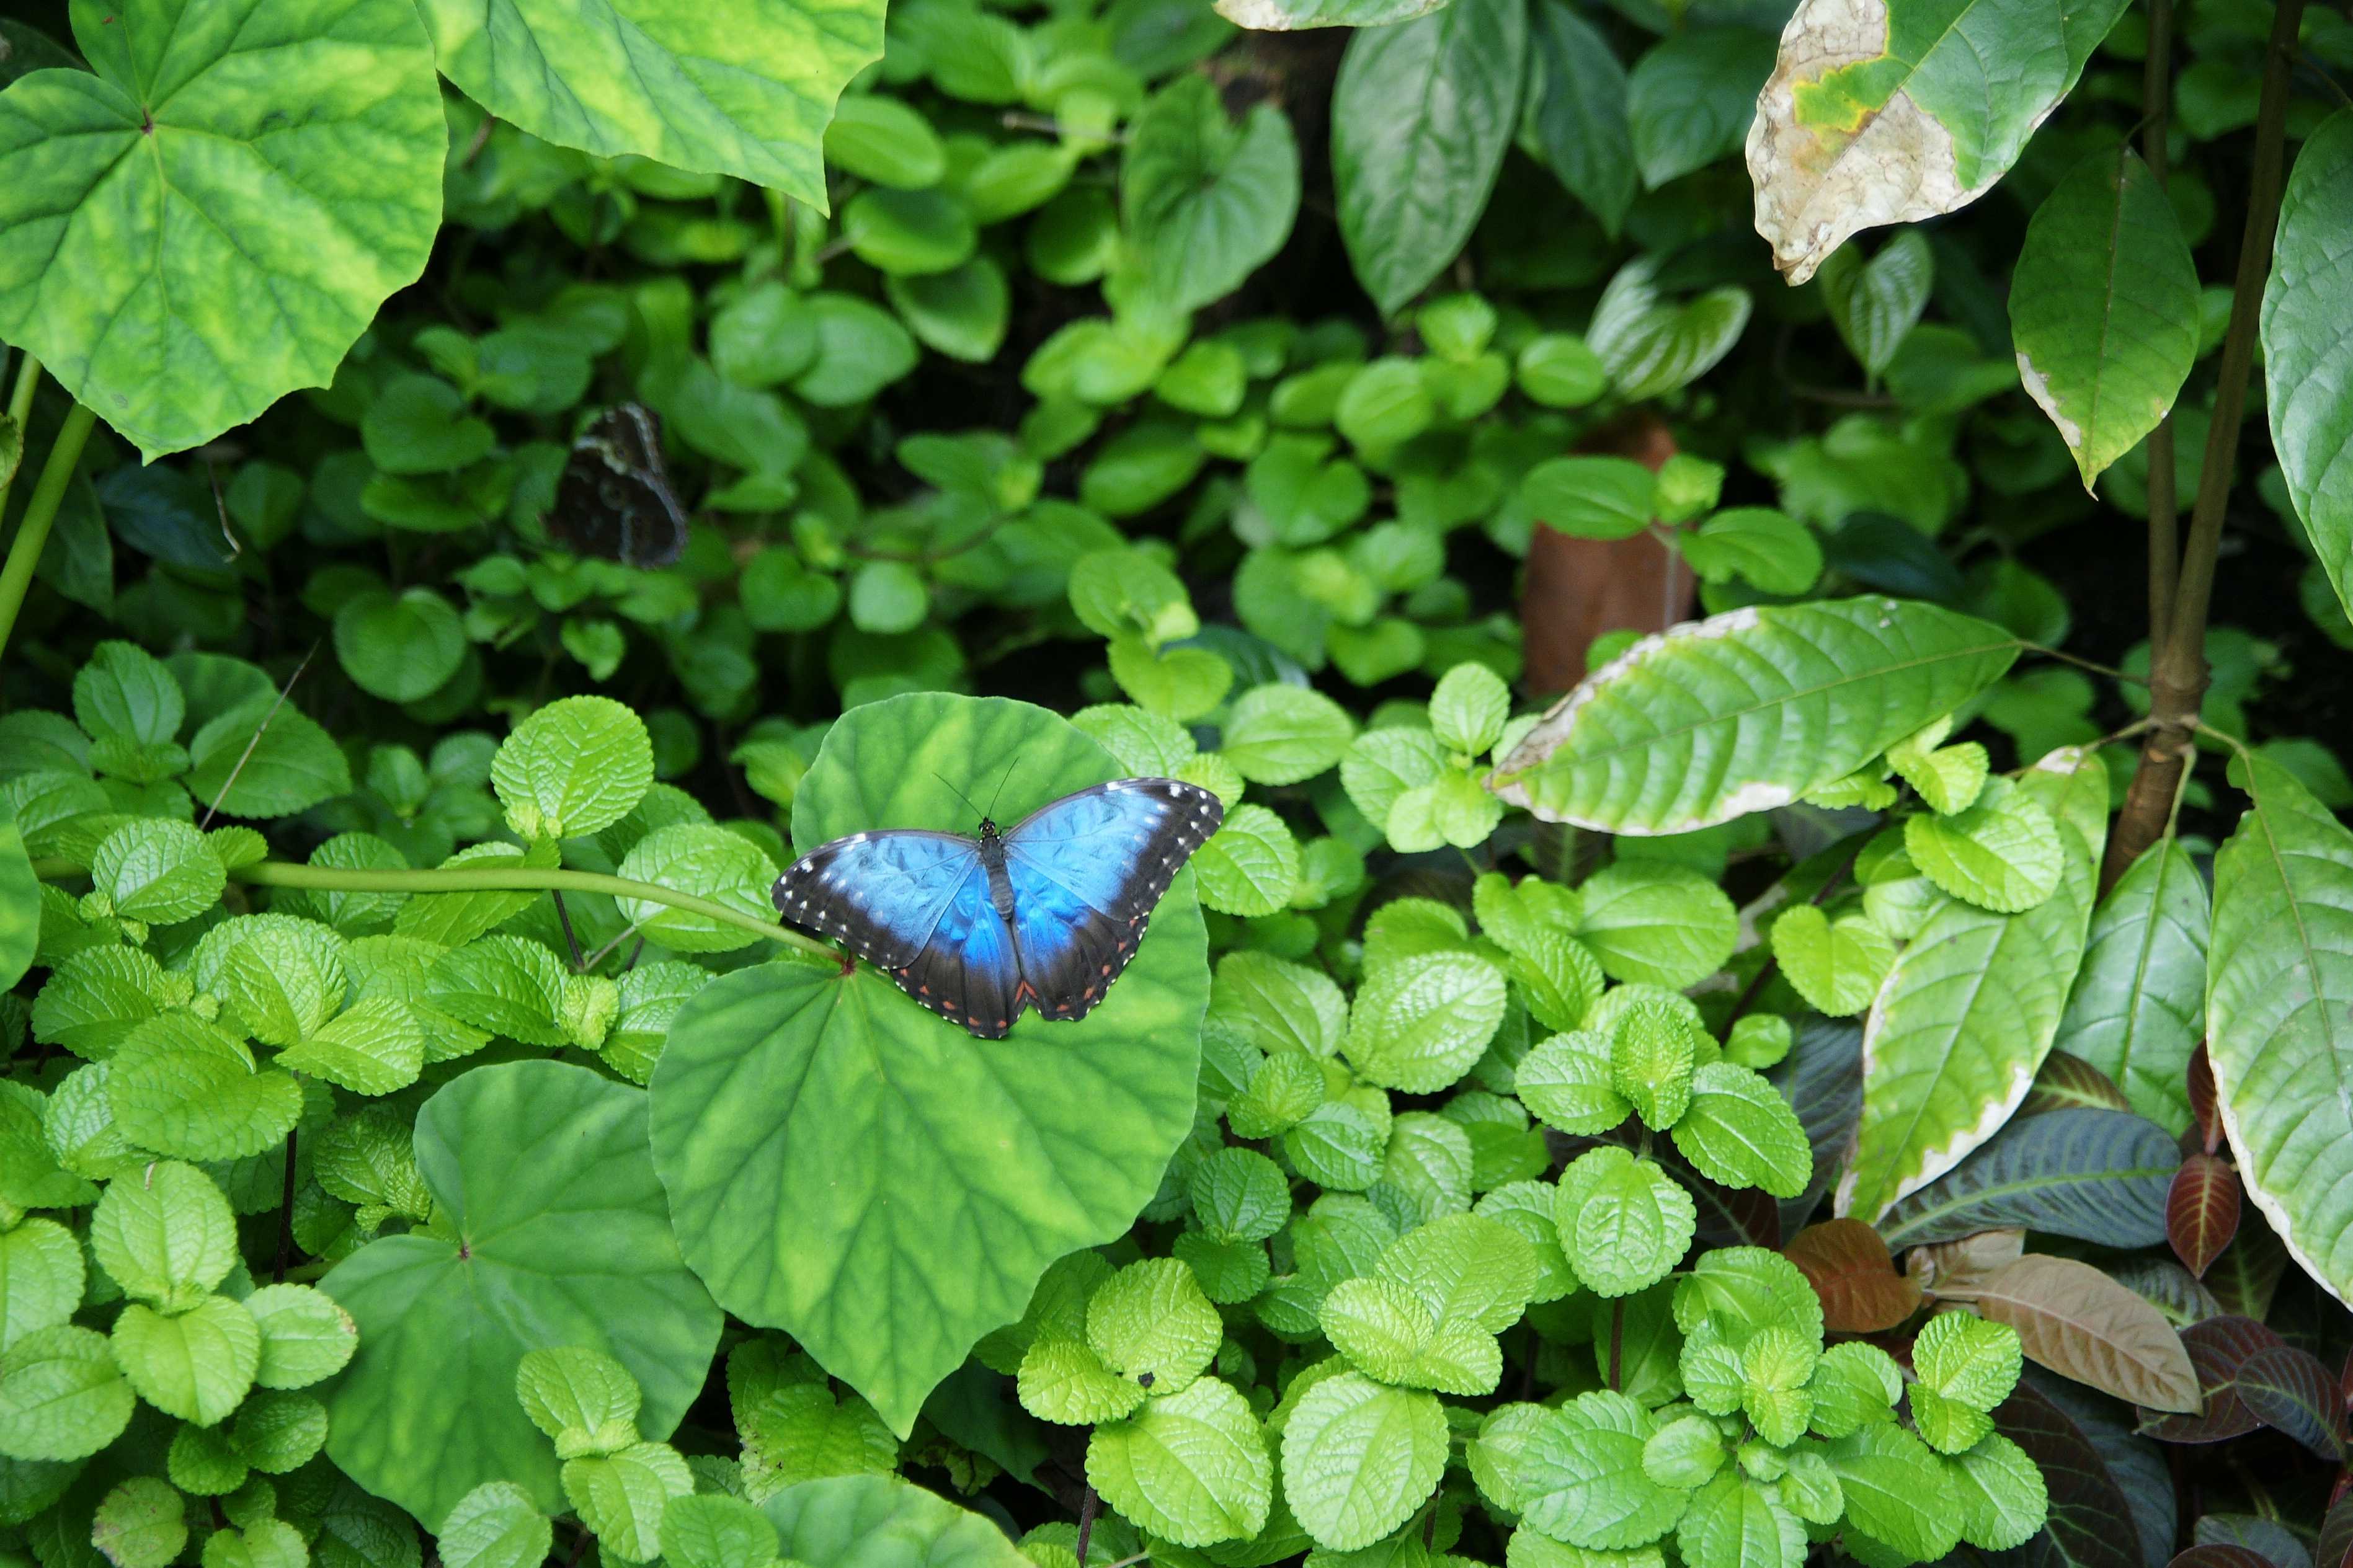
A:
[770,830,1025,1037]
[1001,778,1223,1022]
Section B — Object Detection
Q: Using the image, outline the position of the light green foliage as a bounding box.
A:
[2268,110,2353,624]
[1279,1372,1448,1549]
[1911,1312,2023,1412]
[1085,1377,1272,1546]
[491,697,655,841]
[1902,778,2063,913]
[440,1484,554,1568]
[1552,1149,1694,1298]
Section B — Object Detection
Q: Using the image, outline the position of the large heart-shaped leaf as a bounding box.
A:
[419,0,884,206]
[321,1061,722,1526]
[0,0,444,458]
[648,694,1208,1436]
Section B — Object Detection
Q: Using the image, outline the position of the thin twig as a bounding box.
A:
[1075,1486,1100,1567]
[551,892,587,971]
[200,643,318,830]
[273,1129,299,1283]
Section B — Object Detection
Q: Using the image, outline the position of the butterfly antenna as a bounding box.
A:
[982,759,1022,822]
[932,770,989,824]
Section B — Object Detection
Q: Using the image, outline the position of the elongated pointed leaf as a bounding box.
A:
[1842,749,2105,1220]
[2057,841,2208,1134]
[1745,0,2132,283]
[1526,1,1635,236]
[2208,756,2353,1304]
[2236,1344,2344,1461]
[2020,1052,2132,1117]
[419,0,883,205]
[1941,1255,2199,1413]
[2011,149,2200,489]
[2264,110,2353,624]
[2137,1315,2281,1443]
[2002,1373,2173,1568]
[1493,599,2017,835]
[0,0,444,459]
[1330,0,1526,314]
[2166,1154,2239,1280]
[1876,1107,2176,1251]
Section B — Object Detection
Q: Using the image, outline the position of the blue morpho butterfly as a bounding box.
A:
[770,776,1224,1039]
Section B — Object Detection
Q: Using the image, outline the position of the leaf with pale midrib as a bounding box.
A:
[1875,1107,2176,1249]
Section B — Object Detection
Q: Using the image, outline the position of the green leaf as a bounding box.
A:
[1609,1002,1698,1129]
[1913,1311,2021,1412]
[517,1346,642,1455]
[1330,0,1527,314]
[425,934,570,1047]
[1209,950,1347,1060]
[1515,1030,1629,1135]
[2055,839,2207,1133]
[2267,110,2353,624]
[1018,1336,1146,1427]
[108,1014,303,1163]
[1575,863,1736,990]
[1822,1424,1961,1564]
[91,1159,236,1307]
[1903,777,2063,913]
[1087,1258,1222,1394]
[1769,906,1895,1017]
[1679,510,1823,596]
[1553,1148,1694,1298]
[1944,1432,2047,1550]
[1842,748,2105,1220]
[615,825,777,952]
[660,1493,776,1568]
[1675,1474,1802,1568]
[2012,149,2200,488]
[0,1221,82,1353]
[334,589,466,704]
[242,1285,358,1391]
[1670,1064,1811,1198]
[1626,29,1774,189]
[650,694,1206,1437]
[185,696,353,821]
[194,913,346,1046]
[563,1442,693,1564]
[1519,458,1653,543]
[1875,1105,2175,1249]
[199,1519,306,1568]
[1277,1371,1447,1551]
[1193,805,1301,918]
[491,697,656,842]
[1675,1247,1821,1344]
[1585,258,1750,401]
[1817,231,1934,382]
[421,0,881,205]
[731,1349,899,1499]
[1745,0,2131,284]
[440,1483,554,1568]
[94,1476,187,1568]
[230,1388,327,1473]
[2208,755,2353,1300]
[1123,78,1299,314]
[1085,1377,1272,1547]
[112,1295,260,1425]
[1344,951,1506,1093]
[1515,1389,1685,1550]
[0,1324,133,1460]
[277,997,425,1096]
[757,1476,1033,1568]
[1495,600,2018,835]
[321,1061,723,1524]
[0,0,443,458]
[1221,686,1355,786]
[1430,663,1510,756]
[92,820,225,926]
[0,799,32,992]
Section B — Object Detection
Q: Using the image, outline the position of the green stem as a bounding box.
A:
[0,352,40,522]
[31,857,835,962]
[0,401,96,670]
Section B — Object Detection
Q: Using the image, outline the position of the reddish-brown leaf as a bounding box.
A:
[1910,1228,2026,1296]
[2237,1344,2347,1461]
[2168,1153,2242,1278]
[1940,1254,2200,1412]
[2022,1050,2133,1116]
[2168,1548,2275,1568]
[2318,1492,2353,1568]
[2188,1041,2220,1155]
[1784,1219,1922,1332]
[2138,1315,2285,1441]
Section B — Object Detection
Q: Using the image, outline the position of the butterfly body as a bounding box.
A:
[772,778,1223,1038]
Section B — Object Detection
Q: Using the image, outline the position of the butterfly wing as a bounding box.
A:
[1001,778,1224,1022]
[771,830,1026,1039]
[546,404,689,569]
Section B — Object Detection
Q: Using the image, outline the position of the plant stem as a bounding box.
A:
[1075,1486,1100,1567]
[2142,0,2180,659]
[29,857,835,960]
[2102,0,2303,893]
[0,401,96,670]
[0,352,41,522]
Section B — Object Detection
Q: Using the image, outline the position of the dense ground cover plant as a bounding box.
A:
[4,0,2353,1567]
